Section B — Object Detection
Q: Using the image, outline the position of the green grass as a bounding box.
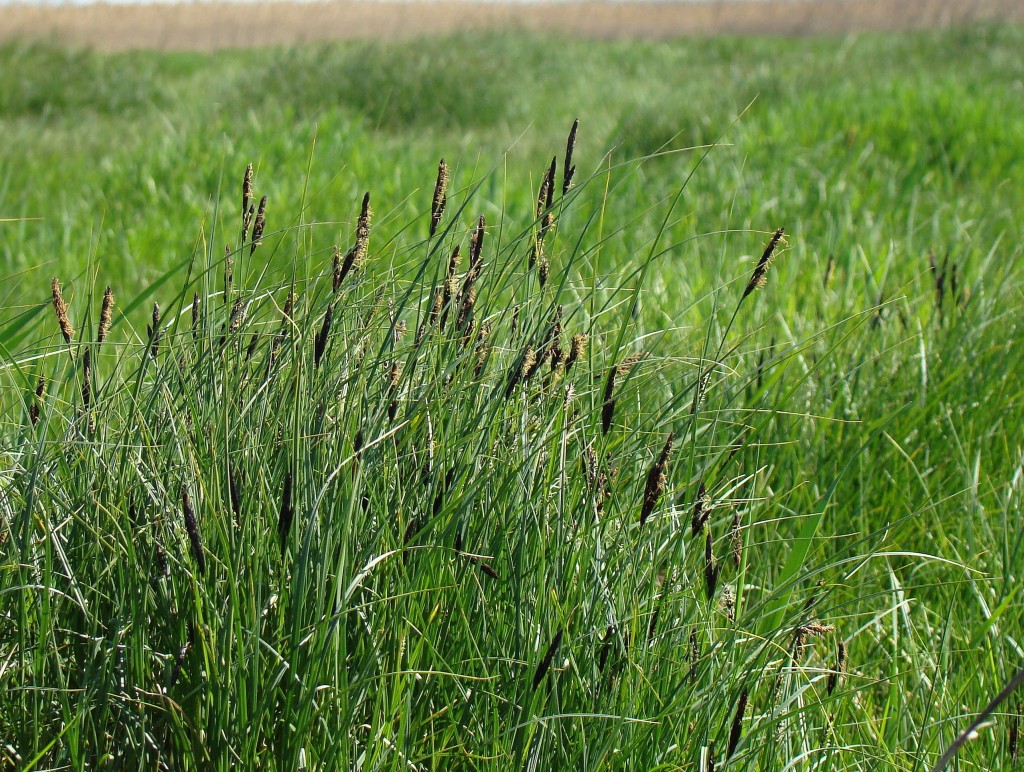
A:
[1,24,1023,770]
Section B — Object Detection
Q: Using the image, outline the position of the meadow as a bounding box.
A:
[0,23,1022,770]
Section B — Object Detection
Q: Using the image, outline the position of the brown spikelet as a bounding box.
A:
[249,195,267,256]
[354,192,372,267]
[228,298,246,336]
[616,352,646,375]
[29,374,46,426]
[536,157,556,220]
[564,333,587,373]
[704,530,719,600]
[191,292,201,339]
[540,210,555,242]
[148,302,161,358]
[726,689,748,759]
[532,628,563,690]
[601,367,616,435]
[242,202,255,245]
[1008,700,1020,761]
[314,303,333,368]
[468,215,485,281]
[81,348,92,412]
[692,482,712,536]
[242,163,253,223]
[278,471,293,556]
[563,118,579,196]
[827,639,847,695]
[388,361,402,421]
[51,278,74,344]
[688,627,700,681]
[223,245,234,304]
[743,227,784,298]
[504,345,535,398]
[437,245,461,330]
[730,510,743,568]
[823,254,835,288]
[97,286,114,346]
[180,484,206,576]
[456,286,476,336]
[691,367,711,415]
[474,324,491,378]
[640,431,674,526]
[168,623,195,688]
[538,254,550,288]
[430,158,448,237]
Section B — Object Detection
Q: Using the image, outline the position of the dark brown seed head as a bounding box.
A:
[730,511,743,568]
[827,639,847,695]
[430,158,448,237]
[249,195,267,256]
[704,530,719,600]
[536,157,556,220]
[538,254,550,288]
[468,215,485,281]
[242,163,253,221]
[191,292,201,338]
[564,333,587,372]
[29,374,46,426]
[563,118,579,196]
[227,298,246,336]
[224,245,234,304]
[51,278,74,344]
[97,286,114,346]
[81,349,92,411]
[601,367,617,435]
[640,431,674,526]
[149,302,161,358]
[532,628,564,690]
[314,303,333,368]
[354,192,372,267]
[1008,700,1019,760]
[823,254,835,288]
[726,689,749,759]
[181,484,206,576]
[228,463,242,525]
[742,227,785,299]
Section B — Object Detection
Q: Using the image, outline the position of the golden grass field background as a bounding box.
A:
[2,0,1022,51]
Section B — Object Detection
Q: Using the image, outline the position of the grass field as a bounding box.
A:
[1,24,1023,770]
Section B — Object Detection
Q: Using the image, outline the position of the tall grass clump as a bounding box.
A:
[0,113,1021,771]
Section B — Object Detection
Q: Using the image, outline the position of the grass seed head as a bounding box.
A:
[601,367,617,434]
[730,511,743,568]
[191,292,201,338]
[249,195,267,256]
[532,628,564,691]
[180,484,206,576]
[565,333,587,372]
[827,639,847,695]
[640,431,674,526]
[563,118,579,195]
[242,162,253,222]
[97,286,114,345]
[29,374,46,426]
[314,303,333,368]
[51,278,74,344]
[704,529,719,600]
[727,689,749,759]
[148,302,161,358]
[430,158,448,237]
[743,227,785,299]
[692,482,712,536]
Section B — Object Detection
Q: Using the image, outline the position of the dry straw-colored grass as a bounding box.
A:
[1,0,1021,52]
